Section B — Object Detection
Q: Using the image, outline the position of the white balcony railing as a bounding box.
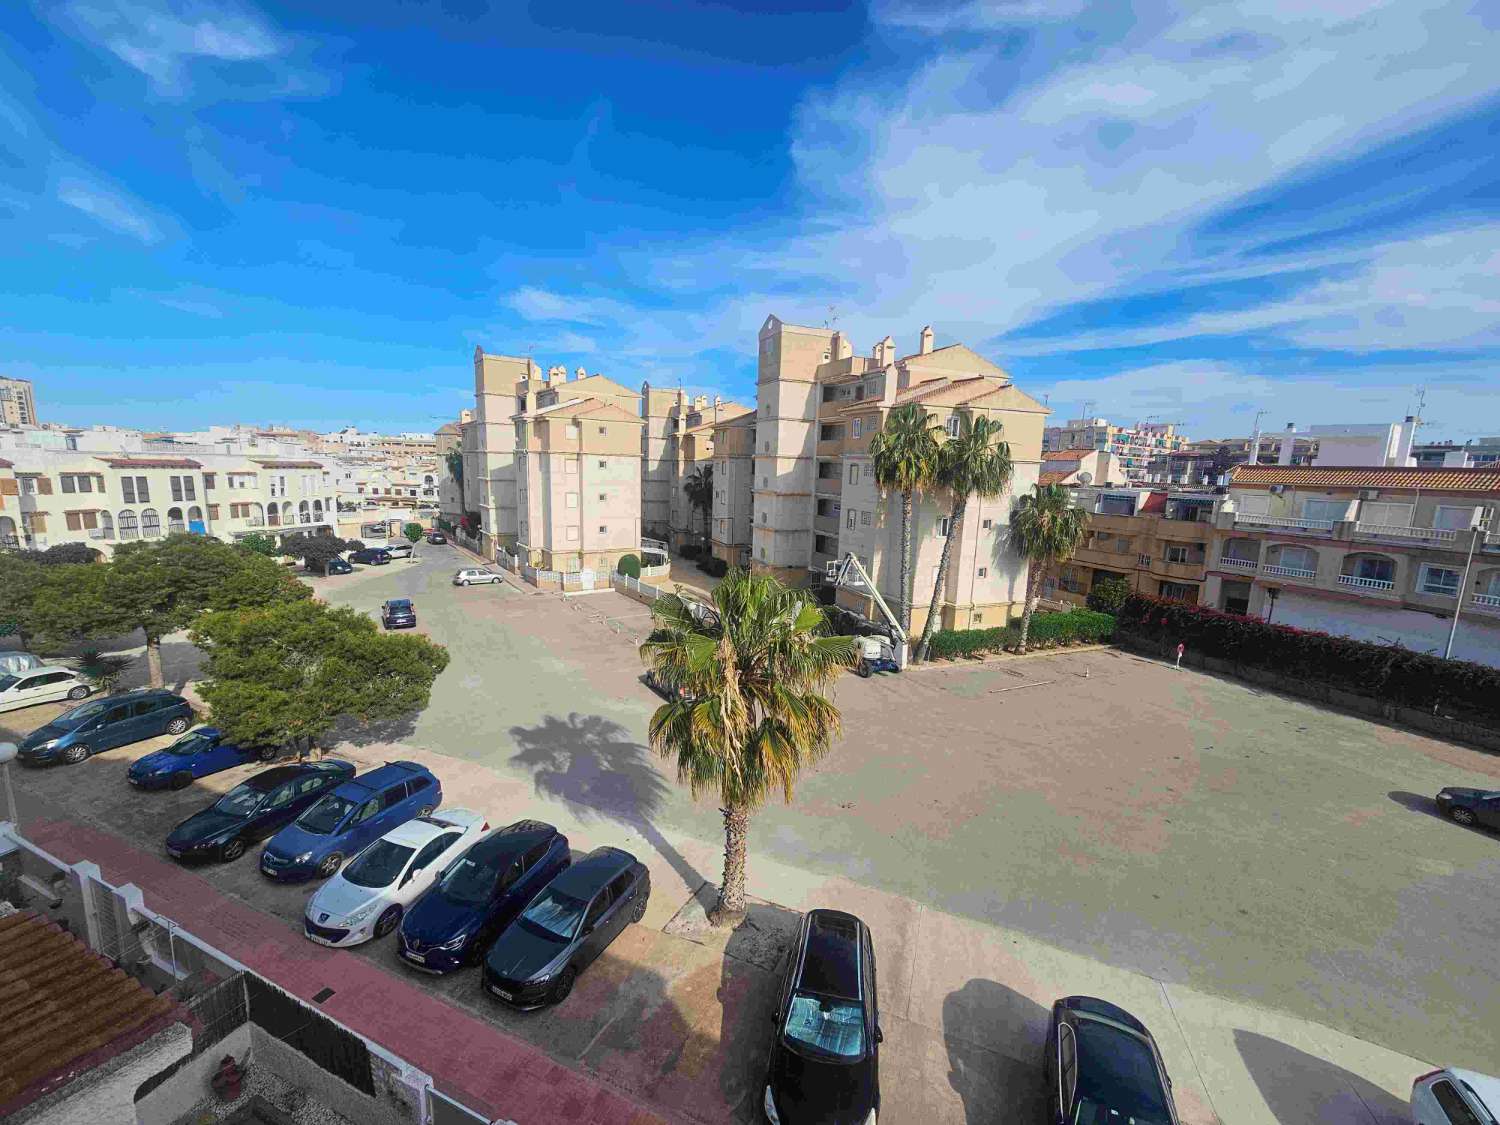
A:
[245,517,266,527]
[1472,593,1500,612]
[1354,522,1457,545]
[88,529,114,541]
[1233,514,1334,533]
[1220,555,1259,570]
[1338,573,1395,592]
[1262,564,1316,579]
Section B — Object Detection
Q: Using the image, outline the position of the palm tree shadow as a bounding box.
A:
[508,711,707,896]
[1234,1029,1409,1124]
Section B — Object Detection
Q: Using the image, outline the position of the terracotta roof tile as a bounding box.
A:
[1042,449,1094,461]
[0,911,187,1116]
[1229,465,1500,493]
[1038,470,1072,486]
[249,460,324,469]
[0,458,12,468]
[95,457,202,469]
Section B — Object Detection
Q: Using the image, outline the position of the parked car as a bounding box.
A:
[0,666,92,714]
[398,820,570,974]
[322,556,353,575]
[763,909,881,1125]
[1043,996,1179,1125]
[386,542,414,560]
[427,531,447,544]
[481,846,649,1008]
[17,691,194,766]
[0,652,46,676]
[381,599,417,629]
[128,727,276,790]
[304,808,488,948]
[1434,787,1500,831]
[165,760,355,862]
[453,568,502,586]
[350,547,392,566]
[260,761,443,882]
[1412,1067,1499,1125]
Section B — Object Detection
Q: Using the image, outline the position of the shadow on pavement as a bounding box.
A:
[1234,1029,1410,1124]
[508,712,707,895]
[942,979,1049,1123]
[717,903,798,1119]
[1387,789,1451,824]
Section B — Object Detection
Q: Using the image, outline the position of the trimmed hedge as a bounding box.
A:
[925,609,1116,660]
[616,554,641,578]
[1118,594,1500,724]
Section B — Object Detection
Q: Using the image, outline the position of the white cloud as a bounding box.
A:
[504,288,640,327]
[56,177,160,242]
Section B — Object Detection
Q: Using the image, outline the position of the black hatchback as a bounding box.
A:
[481,846,648,1009]
[1043,996,1179,1125]
[763,909,881,1125]
[350,547,391,565]
[381,599,416,629]
[164,760,355,863]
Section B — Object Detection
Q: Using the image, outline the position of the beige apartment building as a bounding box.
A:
[0,377,37,426]
[641,388,751,548]
[1051,486,1220,608]
[710,411,757,568]
[748,315,1049,632]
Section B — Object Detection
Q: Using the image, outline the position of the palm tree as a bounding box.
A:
[914,414,1013,661]
[868,403,941,631]
[1010,483,1090,653]
[640,569,858,925]
[683,465,714,550]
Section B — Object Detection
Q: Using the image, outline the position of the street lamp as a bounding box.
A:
[0,741,18,828]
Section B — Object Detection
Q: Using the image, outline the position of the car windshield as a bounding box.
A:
[0,675,18,691]
[783,993,867,1060]
[342,840,415,888]
[388,600,411,610]
[166,732,216,757]
[53,699,109,728]
[297,794,356,834]
[1074,1021,1171,1124]
[214,783,265,816]
[437,850,507,906]
[518,889,587,942]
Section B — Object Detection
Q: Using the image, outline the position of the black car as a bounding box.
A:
[350,547,391,565]
[1436,787,1500,830]
[763,909,881,1125]
[382,599,417,629]
[397,820,571,974]
[1043,996,1179,1125]
[427,532,447,544]
[322,556,353,575]
[164,760,355,862]
[481,846,649,1008]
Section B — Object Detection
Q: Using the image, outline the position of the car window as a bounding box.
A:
[523,840,552,870]
[166,732,216,757]
[343,841,415,888]
[1073,1021,1169,1123]
[496,856,525,892]
[354,796,383,823]
[102,705,130,725]
[583,887,613,929]
[381,784,407,810]
[406,775,432,796]
[298,793,357,833]
[1432,1081,1483,1125]
[214,783,265,816]
[1059,1024,1077,1110]
[411,833,459,872]
[605,871,634,902]
[783,993,866,1059]
[519,888,588,941]
[0,675,18,691]
[130,699,159,717]
[264,785,296,809]
[297,775,326,796]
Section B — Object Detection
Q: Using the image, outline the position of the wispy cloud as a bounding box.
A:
[56,176,161,242]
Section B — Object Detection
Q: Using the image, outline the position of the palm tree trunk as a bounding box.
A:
[144,633,164,689]
[711,803,751,927]
[915,497,966,662]
[1017,559,1041,654]
[899,489,913,633]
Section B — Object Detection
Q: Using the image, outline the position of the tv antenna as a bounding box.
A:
[823,306,839,330]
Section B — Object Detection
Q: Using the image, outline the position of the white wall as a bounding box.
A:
[12,1024,191,1125]
[1275,591,1500,668]
[134,1024,252,1125]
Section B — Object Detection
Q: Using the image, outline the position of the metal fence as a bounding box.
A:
[612,572,664,601]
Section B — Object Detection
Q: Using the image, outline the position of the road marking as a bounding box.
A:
[987,680,1056,694]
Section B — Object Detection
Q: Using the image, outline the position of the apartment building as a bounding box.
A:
[748,316,1048,632]
[1413,437,1500,468]
[710,411,757,568]
[1043,418,1186,482]
[1039,448,1121,487]
[640,388,751,547]
[0,376,37,426]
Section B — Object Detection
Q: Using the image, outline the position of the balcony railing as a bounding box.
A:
[1262,564,1316,579]
[88,529,114,541]
[1338,573,1395,592]
[1233,514,1334,533]
[1220,556,1259,570]
[244,517,266,527]
[1354,522,1457,545]
[168,521,187,534]
[1472,593,1500,612]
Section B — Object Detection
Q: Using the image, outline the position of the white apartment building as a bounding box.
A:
[1043,418,1187,481]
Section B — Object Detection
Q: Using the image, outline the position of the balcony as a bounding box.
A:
[814,477,842,499]
[1220,556,1259,571]
[1472,593,1500,614]
[1354,522,1457,546]
[87,530,114,541]
[1233,513,1333,534]
[1337,573,1396,592]
[1262,564,1316,580]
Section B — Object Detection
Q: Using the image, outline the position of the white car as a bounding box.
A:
[453,568,502,586]
[1412,1067,1499,1124]
[0,667,92,714]
[386,542,414,559]
[302,808,488,947]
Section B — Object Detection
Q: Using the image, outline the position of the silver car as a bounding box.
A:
[1412,1067,1499,1124]
[453,568,502,586]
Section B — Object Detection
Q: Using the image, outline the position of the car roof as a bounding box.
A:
[1059,996,1151,1036]
[1449,1070,1500,1110]
[243,760,351,790]
[461,819,558,863]
[1072,1017,1170,1119]
[331,760,428,796]
[380,808,482,847]
[549,845,636,897]
[13,666,81,676]
[795,909,864,1000]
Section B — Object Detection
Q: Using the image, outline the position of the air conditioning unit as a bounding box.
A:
[1269,485,1287,495]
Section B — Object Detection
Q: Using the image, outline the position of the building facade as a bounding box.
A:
[1043,418,1186,482]
[0,377,37,426]
[1051,486,1220,608]
[710,411,757,568]
[1413,437,1500,468]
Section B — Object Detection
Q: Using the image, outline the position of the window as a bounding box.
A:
[1301,499,1350,522]
[1165,545,1190,564]
[760,512,767,524]
[118,510,139,538]
[1420,564,1461,597]
[202,473,215,490]
[852,418,863,438]
[598,459,607,469]
[1359,501,1412,526]
[598,426,607,435]
[982,519,992,529]
[1430,1081,1483,1125]
[1351,556,1396,583]
[848,464,860,485]
[946,416,961,437]
[583,890,613,930]
[565,492,578,508]
[140,509,161,537]
[1277,546,1317,573]
[1160,581,1199,602]
[1138,554,1152,566]
[1434,505,1480,531]
[354,797,382,824]
[846,510,856,529]
[598,492,607,501]
[937,517,951,537]
[297,776,325,796]
[861,511,871,526]
[381,784,407,810]
[598,525,607,534]
[977,567,988,578]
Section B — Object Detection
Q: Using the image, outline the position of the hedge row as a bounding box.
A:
[1118,594,1500,723]
[925,609,1116,660]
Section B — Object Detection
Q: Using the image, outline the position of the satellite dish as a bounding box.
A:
[1077,471,1093,485]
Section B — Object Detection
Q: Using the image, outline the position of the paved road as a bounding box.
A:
[313,545,1500,1078]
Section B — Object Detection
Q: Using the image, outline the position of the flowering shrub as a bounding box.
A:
[1118,594,1500,722]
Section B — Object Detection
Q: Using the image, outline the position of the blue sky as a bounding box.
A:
[2,1,1498,440]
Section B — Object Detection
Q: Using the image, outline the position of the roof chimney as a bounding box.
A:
[874,335,895,365]
[919,325,934,355]
[576,367,587,380]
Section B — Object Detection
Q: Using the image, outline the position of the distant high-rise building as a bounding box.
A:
[0,377,37,426]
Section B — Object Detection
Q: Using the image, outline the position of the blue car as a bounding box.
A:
[127,727,276,790]
[17,691,195,766]
[396,820,570,974]
[260,761,441,882]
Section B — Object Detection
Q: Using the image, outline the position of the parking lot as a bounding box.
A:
[5,542,1499,1123]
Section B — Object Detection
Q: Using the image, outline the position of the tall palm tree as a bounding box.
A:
[640,569,858,925]
[683,464,714,550]
[914,414,1013,661]
[1010,482,1090,653]
[867,403,941,631]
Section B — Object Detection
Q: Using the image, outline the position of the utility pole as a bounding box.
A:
[1443,518,1486,659]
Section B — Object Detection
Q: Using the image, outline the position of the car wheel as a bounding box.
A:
[856,659,872,678]
[171,772,193,791]
[1450,806,1477,826]
[631,895,647,924]
[551,966,577,1005]
[221,838,246,862]
[62,743,91,764]
[460,579,469,586]
[166,717,190,735]
[66,684,90,700]
[375,905,402,938]
[417,805,434,817]
[318,852,344,878]
[257,745,278,762]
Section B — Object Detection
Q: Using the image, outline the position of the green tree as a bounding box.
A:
[29,563,133,650]
[682,465,714,549]
[403,522,424,552]
[914,415,1013,662]
[1011,483,1090,654]
[107,534,308,688]
[0,555,47,649]
[191,600,450,758]
[238,532,280,557]
[444,449,464,487]
[1086,575,1130,614]
[280,532,350,574]
[640,570,857,925]
[868,403,941,632]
